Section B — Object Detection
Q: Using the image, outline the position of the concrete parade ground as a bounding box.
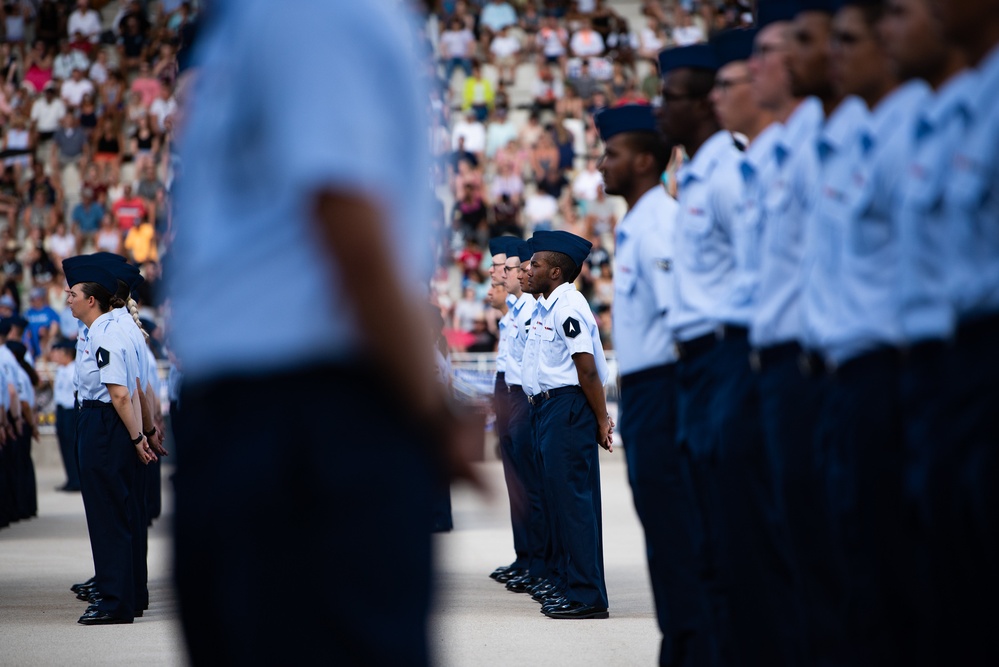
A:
[1,437,659,666]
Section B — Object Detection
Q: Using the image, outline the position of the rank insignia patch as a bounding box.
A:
[563,317,581,338]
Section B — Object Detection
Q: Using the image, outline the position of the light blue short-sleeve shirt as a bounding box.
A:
[79,312,139,402]
[671,130,745,341]
[612,185,679,375]
[169,1,433,381]
[522,282,608,396]
[504,292,537,388]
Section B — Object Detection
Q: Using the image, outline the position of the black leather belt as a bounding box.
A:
[749,341,802,374]
[80,400,112,409]
[798,350,831,378]
[898,339,947,365]
[527,385,581,407]
[673,333,717,361]
[620,363,675,390]
[717,324,748,340]
[956,312,999,347]
[507,383,522,393]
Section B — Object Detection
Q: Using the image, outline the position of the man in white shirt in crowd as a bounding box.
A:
[68,0,103,44]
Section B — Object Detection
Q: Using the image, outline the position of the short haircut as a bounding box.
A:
[538,250,577,282]
[623,131,674,175]
[685,68,717,99]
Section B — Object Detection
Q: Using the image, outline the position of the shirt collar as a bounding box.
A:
[775,96,823,167]
[923,68,977,132]
[505,293,517,309]
[740,122,781,183]
[512,291,535,314]
[538,281,574,312]
[862,81,929,155]
[678,130,738,186]
[617,184,665,240]
[816,96,868,163]
[91,311,113,330]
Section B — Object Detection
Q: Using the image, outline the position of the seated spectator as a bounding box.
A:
[46,218,77,264]
[570,19,605,58]
[568,59,600,102]
[23,40,53,94]
[484,107,517,159]
[556,83,585,118]
[0,166,19,227]
[78,93,99,132]
[111,183,146,232]
[494,138,529,178]
[530,131,560,184]
[102,69,127,113]
[519,3,542,55]
[129,113,159,165]
[72,186,104,239]
[90,115,122,181]
[490,193,521,238]
[571,157,603,210]
[60,66,95,108]
[452,155,483,199]
[149,84,177,132]
[68,0,102,45]
[452,182,488,243]
[518,111,544,150]
[488,25,520,86]
[130,61,162,108]
[21,188,55,232]
[24,285,59,357]
[536,15,568,68]
[439,17,475,82]
[28,236,56,284]
[52,39,89,81]
[69,29,95,58]
[1,240,21,280]
[637,17,666,62]
[2,113,32,179]
[489,159,524,206]
[29,83,65,144]
[452,284,485,333]
[124,216,157,264]
[94,213,121,254]
[451,109,486,159]
[151,42,177,82]
[584,183,617,236]
[51,112,88,166]
[672,7,706,46]
[531,61,563,112]
[135,161,163,203]
[524,190,558,232]
[461,62,494,123]
[117,14,147,73]
[455,240,485,282]
[605,18,637,67]
[88,48,110,86]
[479,0,518,49]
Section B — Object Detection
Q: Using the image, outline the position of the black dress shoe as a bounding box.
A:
[495,568,526,584]
[71,577,96,594]
[506,575,539,593]
[544,601,609,619]
[528,578,552,594]
[78,609,132,625]
[488,565,511,581]
[540,595,569,612]
[532,585,557,601]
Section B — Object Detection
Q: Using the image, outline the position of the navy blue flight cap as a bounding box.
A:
[6,340,26,360]
[514,239,534,262]
[63,260,119,294]
[757,0,800,27]
[488,236,519,258]
[594,104,659,142]
[795,0,836,15]
[531,230,592,269]
[52,337,77,352]
[658,44,719,77]
[712,28,758,67]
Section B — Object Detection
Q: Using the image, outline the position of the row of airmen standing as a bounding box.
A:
[490,0,998,664]
[0,317,42,529]
[62,253,167,626]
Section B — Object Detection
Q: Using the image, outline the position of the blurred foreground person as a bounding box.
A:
[168,2,475,665]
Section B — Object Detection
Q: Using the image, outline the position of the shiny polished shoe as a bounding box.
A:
[544,601,609,619]
[76,588,99,601]
[489,565,511,581]
[71,577,95,594]
[78,609,133,625]
[495,568,526,584]
[528,578,552,594]
[540,595,569,612]
[506,575,539,593]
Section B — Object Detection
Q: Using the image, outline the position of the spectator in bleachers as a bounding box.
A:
[88,48,109,86]
[537,15,568,69]
[123,214,158,264]
[489,24,521,85]
[117,14,148,73]
[440,17,475,82]
[29,82,64,145]
[452,108,487,158]
[130,61,162,108]
[60,66,94,109]
[452,180,488,243]
[571,157,602,210]
[570,18,605,58]
[453,284,486,333]
[479,0,518,49]
[101,69,126,113]
[90,115,122,182]
[94,212,120,254]
[485,106,517,158]
[671,6,705,46]
[567,58,599,102]
[531,61,563,112]
[461,61,494,122]
[72,187,103,243]
[67,0,102,45]
[2,113,31,178]
[149,84,177,133]
[490,158,524,207]
[23,40,53,93]
[24,286,59,358]
[111,183,146,233]
[52,40,89,81]
[523,188,558,233]
[130,113,159,166]
[22,187,55,232]
[46,218,76,264]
